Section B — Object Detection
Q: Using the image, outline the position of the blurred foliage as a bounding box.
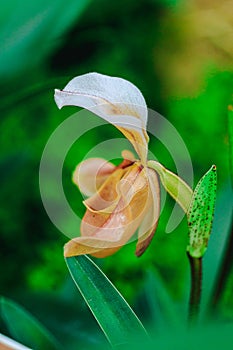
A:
[0,297,62,349]
[0,0,233,347]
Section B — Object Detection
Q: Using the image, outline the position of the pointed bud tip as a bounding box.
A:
[211,164,217,171]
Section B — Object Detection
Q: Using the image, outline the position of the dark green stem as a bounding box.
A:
[187,253,202,325]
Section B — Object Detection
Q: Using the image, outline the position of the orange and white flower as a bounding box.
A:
[55,73,192,258]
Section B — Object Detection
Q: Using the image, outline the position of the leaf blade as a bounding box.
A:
[65,255,147,346]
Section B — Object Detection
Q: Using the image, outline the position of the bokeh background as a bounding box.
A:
[0,0,232,348]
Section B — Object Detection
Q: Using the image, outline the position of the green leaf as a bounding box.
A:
[147,160,193,212]
[65,255,147,347]
[187,165,217,258]
[228,105,233,186]
[0,297,61,350]
[119,323,233,350]
[143,269,183,329]
[0,0,91,80]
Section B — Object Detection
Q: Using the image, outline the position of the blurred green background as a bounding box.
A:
[0,0,232,348]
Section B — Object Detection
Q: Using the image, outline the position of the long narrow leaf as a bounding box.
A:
[0,297,61,350]
[65,255,147,347]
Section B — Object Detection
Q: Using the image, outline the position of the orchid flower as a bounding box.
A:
[54,73,193,258]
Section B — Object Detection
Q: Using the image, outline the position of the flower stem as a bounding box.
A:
[187,253,202,325]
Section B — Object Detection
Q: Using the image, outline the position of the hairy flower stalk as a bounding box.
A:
[55,73,193,258]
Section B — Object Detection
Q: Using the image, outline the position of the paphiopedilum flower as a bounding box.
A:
[55,73,193,258]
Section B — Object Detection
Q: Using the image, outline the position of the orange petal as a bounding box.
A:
[64,237,123,258]
[136,168,160,257]
[72,158,115,196]
[118,165,149,215]
[64,165,150,258]
[83,168,125,213]
[81,164,141,237]
[64,196,132,257]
